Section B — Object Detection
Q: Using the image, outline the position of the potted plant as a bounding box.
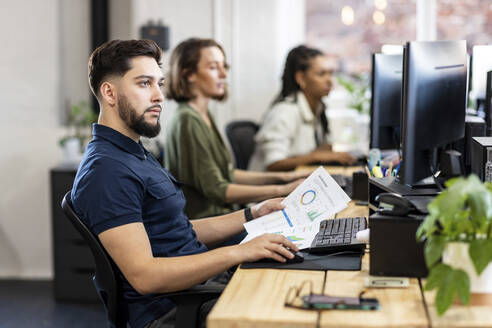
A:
[336,73,371,115]
[334,73,371,152]
[59,101,97,162]
[416,174,492,316]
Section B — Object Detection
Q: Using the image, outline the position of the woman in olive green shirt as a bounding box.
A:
[165,38,307,219]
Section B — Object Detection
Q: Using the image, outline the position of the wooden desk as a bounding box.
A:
[424,289,492,328]
[208,268,324,328]
[208,201,492,327]
[296,165,363,177]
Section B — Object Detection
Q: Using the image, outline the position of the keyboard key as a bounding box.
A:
[338,219,346,232]
[332,220,339,233]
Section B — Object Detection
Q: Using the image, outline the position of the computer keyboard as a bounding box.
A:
[308,217,367,254]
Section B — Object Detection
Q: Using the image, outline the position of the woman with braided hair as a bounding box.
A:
[249,45,356,171]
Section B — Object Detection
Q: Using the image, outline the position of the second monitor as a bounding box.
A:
[370,53,403,150]
[399,40,467,187]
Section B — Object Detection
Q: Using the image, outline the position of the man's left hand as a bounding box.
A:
[251,198,285,219]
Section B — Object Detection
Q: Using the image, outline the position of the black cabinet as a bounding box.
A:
[51,164,99,302]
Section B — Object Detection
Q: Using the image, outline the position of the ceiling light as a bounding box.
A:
[373,10,385,25]
[341,6,355,26]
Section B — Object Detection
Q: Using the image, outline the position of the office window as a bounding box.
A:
[437,0,492,50]
[306,0,416,73]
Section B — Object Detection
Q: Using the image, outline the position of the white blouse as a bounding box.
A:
[249,92,330,171]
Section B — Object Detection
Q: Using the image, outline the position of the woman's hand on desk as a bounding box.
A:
[316,143,333,151]
[281,170,312,182]
[309,149,357,165]
[235,234,299,263]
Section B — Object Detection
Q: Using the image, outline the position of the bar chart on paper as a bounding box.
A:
[307,210,325,222]
[248,210,295,233]
[282,224,317,248]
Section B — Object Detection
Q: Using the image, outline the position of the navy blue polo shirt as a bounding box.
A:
[71,124,208,328]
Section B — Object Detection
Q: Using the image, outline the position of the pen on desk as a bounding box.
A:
[364,165,372,177]
[381,167,386,177]
[393,161,401,176]
[372,166,384,178]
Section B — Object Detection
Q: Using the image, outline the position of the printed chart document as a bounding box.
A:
[242,166,351,249]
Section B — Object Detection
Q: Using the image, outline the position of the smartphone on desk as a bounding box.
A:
[302,294,380,310]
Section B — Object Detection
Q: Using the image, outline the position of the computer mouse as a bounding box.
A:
[375,192,416,216]
[257,248,304,264]
[286,251,304,264]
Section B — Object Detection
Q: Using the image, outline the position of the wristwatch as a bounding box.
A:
[244,207,254,222]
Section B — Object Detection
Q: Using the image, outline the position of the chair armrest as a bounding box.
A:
[165,284,225,298]
[164,284,225,328]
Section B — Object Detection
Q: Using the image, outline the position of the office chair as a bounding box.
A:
[61,191,224,328]
[225,120,260,170]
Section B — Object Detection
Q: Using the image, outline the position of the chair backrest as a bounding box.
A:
[225,120,260,170]
[61,191,126,328]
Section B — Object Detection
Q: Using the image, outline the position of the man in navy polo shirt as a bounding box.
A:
[71,39,298,328]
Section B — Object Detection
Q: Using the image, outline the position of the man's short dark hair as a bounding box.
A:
[88,39,162,99]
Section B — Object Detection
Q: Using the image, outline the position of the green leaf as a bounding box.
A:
[434,267,455,316]
[427,200,440,217]
[484,182,492,195]
[416,220,427,240]
[468,190,492,224]
[453,269,470,305]
[436,281,455,316]
[426,265,471,316]
[424,236,446,268]
[469,239,492,275]
[435,188,465,225]
[435,266,471,316]
[454,211,474,237]
[417,212,439,239]
[424,263,451,291]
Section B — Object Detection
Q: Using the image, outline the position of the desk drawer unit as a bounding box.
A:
[51,166,99,302]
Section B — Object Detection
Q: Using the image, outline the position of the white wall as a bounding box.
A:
[0,0,63,278]
[60,0,91,111]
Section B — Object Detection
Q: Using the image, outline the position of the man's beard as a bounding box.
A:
[117,94,161,138]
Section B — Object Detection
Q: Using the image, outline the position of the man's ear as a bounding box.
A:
[100,81,117,107]
[295,71,306,90]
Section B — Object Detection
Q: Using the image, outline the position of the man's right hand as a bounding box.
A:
[235,233,299,263]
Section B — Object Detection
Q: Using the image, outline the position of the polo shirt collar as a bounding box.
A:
[92,123,147,160]
[297,91,316,123]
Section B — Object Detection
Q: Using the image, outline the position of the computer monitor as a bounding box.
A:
[370,54,403,150]
[399,40,467,186]
[486,71,492,135]
[471,46,492,100]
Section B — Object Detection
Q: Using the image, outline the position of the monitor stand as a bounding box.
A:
[369,176,439,197]
[410,176,437,189]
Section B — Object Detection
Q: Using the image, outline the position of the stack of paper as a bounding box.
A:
[242,167,351,250]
